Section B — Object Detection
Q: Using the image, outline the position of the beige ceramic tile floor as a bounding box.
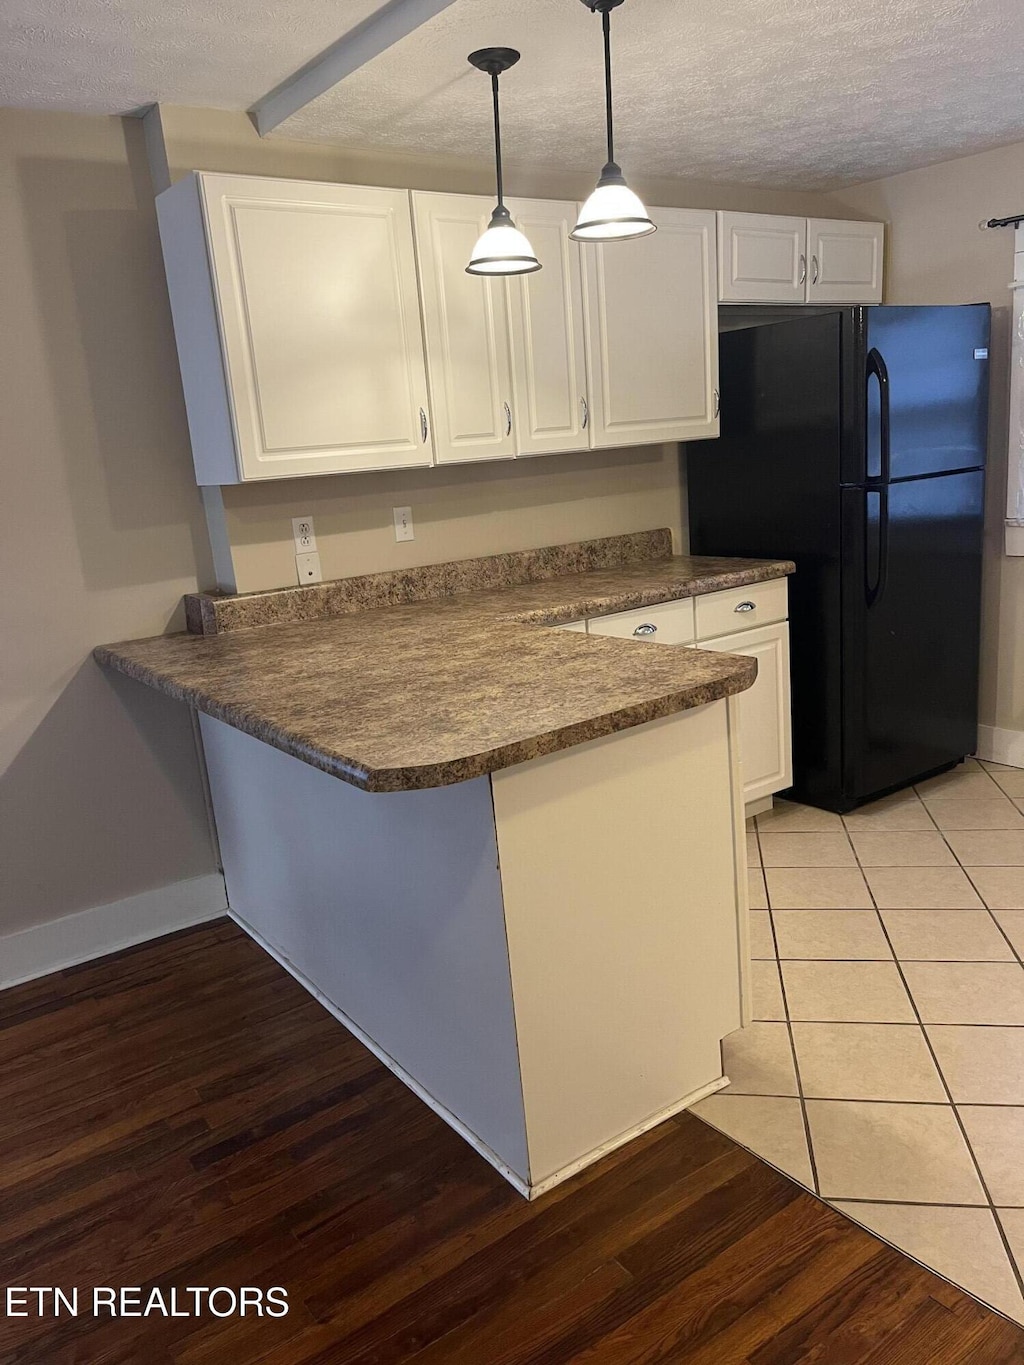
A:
[694,758,1024,1327]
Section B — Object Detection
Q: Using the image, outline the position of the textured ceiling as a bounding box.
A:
[278,0,1024,189]
[0,0,383,113]
[2,0,1024,190]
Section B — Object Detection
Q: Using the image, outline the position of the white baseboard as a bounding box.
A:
[977,724,1024,769]
[0,873,228,990]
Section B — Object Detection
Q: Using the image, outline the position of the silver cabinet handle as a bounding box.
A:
[798,253,807,285]
[735,601,756,613]
[714,388,721,419]
[504,402,512,437]
[633,623,658,637]
[811,254,819,285]
[419,407,428,443]
[581,396,589,430]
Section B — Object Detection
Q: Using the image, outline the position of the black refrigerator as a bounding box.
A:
[688,304,990,813]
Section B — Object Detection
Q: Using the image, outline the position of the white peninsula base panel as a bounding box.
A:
[199,701,748,1198]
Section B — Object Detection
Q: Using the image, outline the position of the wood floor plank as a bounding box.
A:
[1,921,1022,1364]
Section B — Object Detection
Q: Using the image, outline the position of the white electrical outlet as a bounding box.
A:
[295,551,322,584]
[393,506,414,542]
[292,515,317,552]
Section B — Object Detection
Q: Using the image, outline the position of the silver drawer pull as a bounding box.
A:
[734,601,757,613]
[633,623,658,636]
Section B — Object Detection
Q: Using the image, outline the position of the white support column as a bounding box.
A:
[250,0,462,137]
[1006,225,1024,556]
[138,104,239,592]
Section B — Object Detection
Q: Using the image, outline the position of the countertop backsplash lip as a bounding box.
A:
[96,540,793,793]
[184,528,675,636]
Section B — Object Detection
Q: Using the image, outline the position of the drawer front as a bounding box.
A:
[554,620,587,633]
[586,598,695,646]
[695,579,788,641]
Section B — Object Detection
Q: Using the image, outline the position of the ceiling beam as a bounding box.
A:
[250,0,462,136]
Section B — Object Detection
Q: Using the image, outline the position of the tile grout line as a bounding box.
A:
[719,1091,1024,1109]
[919,778,1024,1298]
[757,814,821,1198]
[757,956,1020,964]
[739,1018,1024,1028]
[840,795,1024,1305]
[917,797,1024,977]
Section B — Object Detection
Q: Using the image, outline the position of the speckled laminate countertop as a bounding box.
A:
[95,539,793,792]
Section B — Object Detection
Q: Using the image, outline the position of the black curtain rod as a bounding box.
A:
[984,213,1024,229]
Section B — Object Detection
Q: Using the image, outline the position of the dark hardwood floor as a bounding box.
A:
[2,919,1022,1364]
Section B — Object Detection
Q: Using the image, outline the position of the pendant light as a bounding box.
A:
[466,48,541,276]
[571,0,655,242]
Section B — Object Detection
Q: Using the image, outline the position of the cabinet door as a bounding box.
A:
[698,622,792,805]
[806,219,884,304]
[717,212,807,304]
[581,207,719,448]
[411,192,517,464]
[505,198,589,456]
[195,174,432,481]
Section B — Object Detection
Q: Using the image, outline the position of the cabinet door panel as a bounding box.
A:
[807,219,884,304]
[201,176,432,479]
[505,198,589,456]
[717,211,807,304]
[412,192,517,464]
[582,207,719,448]
[698,623,792,804]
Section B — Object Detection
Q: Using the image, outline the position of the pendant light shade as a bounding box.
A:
[573,165,656,241]
[468,205,542,275]
[571,0,655,243]
[466,48,541,276]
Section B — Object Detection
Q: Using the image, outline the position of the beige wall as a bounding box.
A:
[826,141,1024,740]
[0,107,217,935]
[157,106,838,593]
[0,99,845,941]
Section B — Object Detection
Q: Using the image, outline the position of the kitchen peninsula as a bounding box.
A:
[96,531,793,1197]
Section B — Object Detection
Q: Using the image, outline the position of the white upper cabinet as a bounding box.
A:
[716,212,884,306]
[156,172,433,484]
[504,198,589,457]
[581,206,720,448]
[806,218,885,304]
[717,211,808,304]
[411,192,517,464]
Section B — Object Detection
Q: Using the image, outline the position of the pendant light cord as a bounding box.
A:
[603,7,615,167]
[491,71,505,208]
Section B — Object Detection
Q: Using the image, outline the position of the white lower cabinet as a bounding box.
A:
[582,580,792,808]
[586,597,695,645]
[695,622,792,805]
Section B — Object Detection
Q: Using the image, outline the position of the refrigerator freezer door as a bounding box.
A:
[841,469,985,803]
[845,306,990,483]
[688,313,845,808]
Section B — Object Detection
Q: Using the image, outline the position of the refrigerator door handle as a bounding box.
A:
[865,486,890,608]
[866,347,891,484]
